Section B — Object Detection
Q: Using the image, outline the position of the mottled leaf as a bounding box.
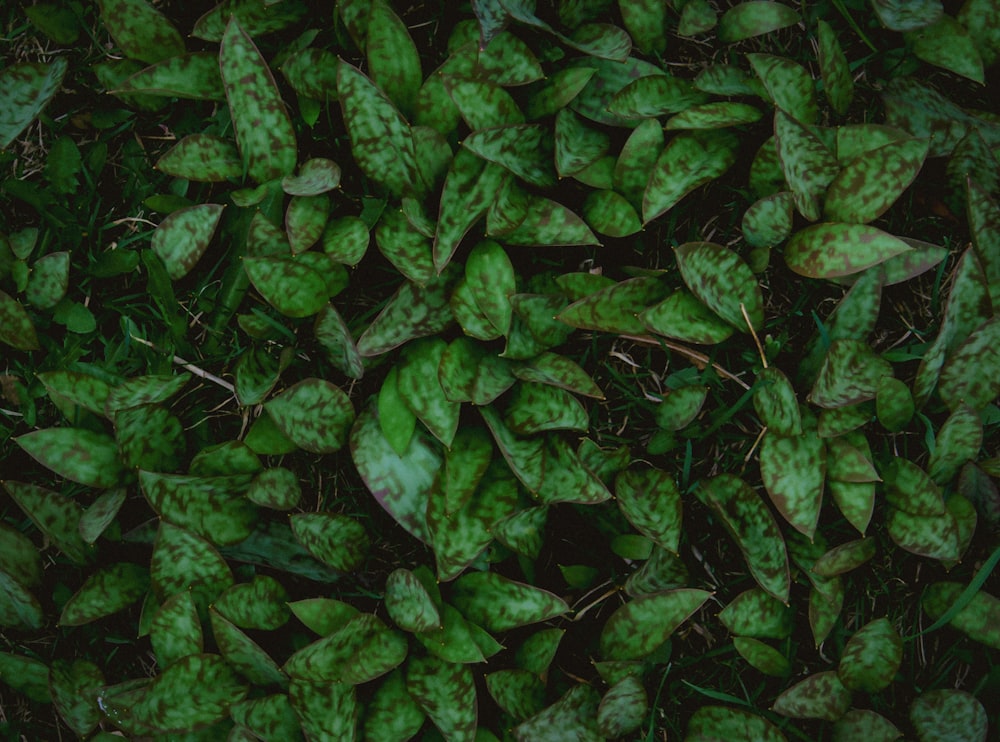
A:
[597,675,647,738]
[643,130,739,223]
[555,108,610,177]
[687,706,786,741]
[59,562,148,626]
[244,467,301,512]
[193,0,308,42]
[284,613,406,684]
[291,512,368,573]
[150,203,225,280]
[558,276,668,335]
[407,655,477,742]
[754,366,802,436]
[908,16,984,84]
[748,53,817,125]
[600,588,712,660]
[242,255,328,318]
[363,669,425,742]
[882,77,981,157]
[922,582,1000,650]
[356,269,456,357]
[938,316,1000,411]
[525,66,596,120]
[155,135,241,182]
[139,471,256,546]
[719,587,794,639]
[151,591,203,667]
[0,289,38,350]
[16,426,125,488]
[0,571,44,629]
[150,522,233,613]
[463,124,556,188]
[505,382,588,434]
[485,669,545,720]
[289,679,358,741]
[733,636,791,676]
[264,378,354,454]
[640,290,735,344]
[824,139,928,224]
[718,1,800,42]
[607,74,710,119]
[772,671,851,721]
[131,654,247,733]
[812,537,876,577]
[675,241,763,330]
[514,684,601,741]
[837,617,902,692]
[512,352,603,399]
[928,405,983,484]
[817,20,853,115]
[832,709,902,742]
[396,338,460,447]
[434,150,506,272]
[809,339,892,408]
[0,484,90,571]
[774,110,838,220]
[759,430,825,538]
[384,568,441,632]
[615,466,682,553]
[96,0,184,64]
[366,0,422,117]
[910,690,988,742]
[451,571,568,631]
[117,53,223,100]
[49,659,104,736]
[230,694,303,742]
[887,508,959,561]
[743,191,794,248]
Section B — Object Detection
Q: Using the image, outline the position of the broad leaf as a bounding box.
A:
[96,0,184,64]
[643,130,738,223]
[151,203,225,280]
[910,690,988,742]
[824,139,929,223]
[284,613,406,684]
[718,1,800,42]
[451,572,568,631]
[59,563,149,626]
[0,59,68,148]
[264,378,354,454]
[600,588,712,660]
[675,241,763,330]
[837,617,902,692]
[772,671,851,721]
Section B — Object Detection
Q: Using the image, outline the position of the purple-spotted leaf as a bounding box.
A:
[908,15,984,84]
[407,655,478,741]
[640,290,735,344]
[486,669,545,720]
[837,617,902,692]
[37,370,110,417]
[445,77,524,130]
[434,151,506,272]
[829,481,875,536]
[220,18,296,184]
[116,53,223,99]
[525,66,597,119]
[0,570,44,629]
[910,690,988,742]
[366,0,422,117]
[155,135,241,182]
[286,195,330,254]
[151,203,224,280]
[614,119,665,212]
[967,179,1000,307]
[607,74,711,120]
[471,0,509,47]
[785,222,912,278]
[666,101,761,130]
[494,506,547,559]
[356,269,456,357]
[505,382,588,434]
[59,563,148,626]
[536,436,613,506]
[49,659,104,736]
[96,0,184,64]
[280,47,338,101]
[887,508,959,560]
[555,108,610,177]
[230,694,302,741]
[440,339,517,405]
[809,339,893,408]
[743,191,794,248]
[451,571,568,631]
[3,481,92,564]
[0,522,42,588]
[754,366,802,436]
[568,54,664,126]
[413,604,498,664]
[395,338,459,447]
[514,684,601,740]
[938,315,1000,412]
[338,59,423,198]
[597,675,648,738]
[718,2,799,42]
[873,0,943,30]
[24,250,67,310]
[213,575,289,631]
[922,582,1000,650]
[465,240,515,335]
[643,130,739,223]
[558,276,669,335]
[600,588,712,660]
[700,474,790,602]
[463,124,556,188]
[928,405,983,484]
[385,568,441,633]
[584,189,642,237]
[0,59,68,148]
[351,405,440,542]
[759,430,825,539]
[0,289,39,350]
[719,587,794,639]
[675,242,763,330]
[748,54,817,125]
[809,575,844,646]
[374,207,434,285]
[105,373,189,416]
[824,139,929,224]
[655,385,709,431]
[131,654,248,733]
[363,669,425,740]
[832,709,902,742]
[246,467,301,511]
[774,110,838,220]
[687,705,786,741]
[291,512,368,573]
[209,609,285,686]
[812,537,876,577]
[498,193,599,246]
[193,0,308,41]
[288,679,358,740]
[281,158,341,197]
[513,352,603,399]
[315,303,365,380]
[883,458,945,515]
[479,405,545,494]
[615,466,683,553]
[264,378,354,454]
[772,671,851,721]
[836,123,910,163]
[243,255,327,318]
[620,0,667,53]
[139,471,257,546]
[817,20,853,115]
[733,636,791,676]
[284,613,406,684]
[15,428,124,488]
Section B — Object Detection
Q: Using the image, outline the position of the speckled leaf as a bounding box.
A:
[733,636,791,676]
[0,571,44,629]
[396,338,460,447]
[155,135,241,182]
[242,256,327,318]
[506,382,588,434]
[597,675,647,738]
[499,194,599,247]
[967,179,1000,306]
[284,613,406,684]
[812,537,876,577]
[675,241,764,330]
[654,385,709,431]
[479,405,545,494]
[908,16,984,84]
[413,603,498,663]
[817,20,853,115]
[117,53,222,100]
[928,405,983,484]
[583,190,642,237]
[753,366,801,436]
[434,151,506,272]
[372,208,432,285]
[214,575,290,631]
[338,59,423,198]
[49,659,104,736]
[264,378,354,454]
[558,276,668,335]
[910,690,988,742]
[130,654,247,733]
[291,512,368,573]
[363,669,425,742]
[555,108,610,177]
[0,522,42,588]
[37,370,110,417]
[15,428,124,488]
[384,568,441,632]
[451,571,568,631]
[832,709,902,742]
[825,139,928,224]
[883,458,945,515]
[193,0,308,41]
[366,0,421,117]
[313,304,364,379]
[538,436,614,506]
[407,655,477,742]
[719,587,794,639]
[922,582,1000,650]
[513,353,603,400]
[700,474,789,602]
[687,706,787,741]
[960,0,1000,66]
[748,54,817,125]
[774,111,839,220]
[445,77,523,130]
[230,695,302,742]
[600,588,711,660]
[525,66,596,119]
[356,269,456,357]
[208,608,285,686]
[643,130,739,223]
[59,562,148,627]
[150,590,203,667]
[289,678,357,740]
[887,508,959,560]
[772,671,851,721]
[280,47,338,101]
[3,481,91,563]
[351,405,440,542]
[504,292,575,359]
[809,339,893,408]
[640,290,735,345]
[718,1,800,42]
[742,191,794,248]
[463,124,556,188]
[150,204,225,280]
[678,0,718,35]
[938,316,1000,411]
[139,471,257,546]
[760,430,825,538]
[514,684,601,741]
[464,240,515,335]
[75,488,125,547]
[494,506,547,559]
[615,466,682,553]
[150,522,233,612]
[695,63,760,96]
[220,19,296,183]
[0,59,68,148]
[837,617,902,692]
[882,78,988,158]
[376,366,417,457]
[606,74,710,120]
[25,251,68,309]
[619,0,667,53]
[872,0,942,30]
[285,195,329,254]
[96,0,184,64]
[613,119,664,211]
[485,669,545,720]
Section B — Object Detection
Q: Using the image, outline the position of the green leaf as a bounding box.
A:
[883,458,945,516]
[597,675,648,738]
[525,66,597,119]
[873,0,942,30]
[719,587,794,639]
[396,338,460,447]
[49,659,104,736]
[748,53,817,125]
[0,522,42,589]
[150,522,233,614]
[209,609,286,686]
[105,373,189,415]
[960,0,1000,66]
[463,124,556,188]
[384,568,441,632]
[718,1,800,42]
[0,571,44,629]
[194,0,308,41]
[620,0,667,53]
[25,250,69,309]
[506,382,588,434]
[351,404,441,543]
[817,20,853,116]
[600,588,712,660]
[338,59,423,198]
[759,430,826,539]
[809,339,893,408]
[882,77,987,158]
[219,18,296,183]
[494,506,548,559]
[315,303,365,380]
[407,655,478,742]
[832,709,903,742]
[25,3,81,44]
[156,134,242,182]
[280,47,339,101]
[887,508,959,560]
[910,690,988,742]
[16,427,124,488]
[286,195,330,254]
[366,0,422,117]
[928,406,983,485]
[643,130,739,223]
[464,240,515,336]
[139,471,257,546]
[0,652,49,703]
[733,636,791,676]
[116,53,224,100]
[615,466,683,553]
[414,604,499,663]
[291,512,368,573]
[0,58,68,148]
[875,376,913,432]
[837,617,902,692]
[264,378,354,454]
[451,571,569,631]
[700,474,790,601]
[675,241,763,330]
[284,613,406,684]
[640,290,735,345]
[363,669,425,742]
[356,270,456,357]
[908,15,985,84]
[812,537,876,576]
[44,136,82,195]
[555,108,610,177]
[583,189,642,237]
[131,654,248,733]
[743,191,794,249]
[686,706,786,741]
[433,151,506,272]
[678,0,718,36]
[151,203,225,280]
[558,276,668,335]
[515,684,602,741]
[151,590,203,667]
[245,468,301,512]
[214,575,291,631]
[243,255,328,319]
[281,158,341,197]
[773,671,851,721]
[0,288,40,350]
[230,694,303,742]
[607,74,710,119]
[773,111,839,220]
[498,193,599,247]
[824,139,929,224]
[754,366,802,436]
[486,668,545,720]
[939,316,1000,411]
[59,563,148,626]
[96,0,184,63]
[289,679,358,740]
[922,582,1000,650]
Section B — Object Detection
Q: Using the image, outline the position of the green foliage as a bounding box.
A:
[2,1,999,738]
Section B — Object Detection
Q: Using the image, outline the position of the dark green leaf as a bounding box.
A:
[451,571,569,631]
[96,0,184,64]
[264,378,355,454]
[837,617,902,692]
[718,1,800,42]
[3,481,93,564]
[910,690,988,742]
[59,563,148,626]
[675,241,763,330]
[407,655,477,741]
[772,671,851,721]
[600,588,712,660]
[643,131,739,223]
[131,654,247,733]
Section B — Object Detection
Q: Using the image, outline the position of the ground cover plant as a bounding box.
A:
[2,0,1000,739]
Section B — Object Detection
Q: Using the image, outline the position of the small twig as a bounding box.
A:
[129,335,235,394]
[743,426,768,464]
[618,334,751,390]
[571,585,620,622]
[741,302,767,369]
